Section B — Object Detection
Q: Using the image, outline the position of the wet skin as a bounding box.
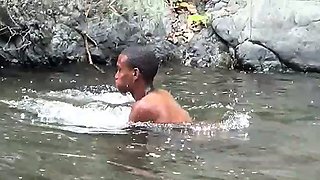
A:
[115,54,191,124]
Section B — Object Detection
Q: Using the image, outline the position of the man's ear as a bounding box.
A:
[133,68,140,80]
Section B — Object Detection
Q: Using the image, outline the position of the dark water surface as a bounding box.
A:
[0,64,319,179]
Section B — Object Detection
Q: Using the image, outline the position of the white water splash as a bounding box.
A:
[131,110,251,138]
[42,89,134,105]
[219,111,251,131]
[0,87,251,135]
[1,88,132,133]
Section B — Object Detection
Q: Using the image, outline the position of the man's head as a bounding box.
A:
[115,46,160,94]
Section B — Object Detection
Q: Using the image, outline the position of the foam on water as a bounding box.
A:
[131,111,251,136]
[1,86,133,134]
[219,111,251,131]
[41,89,134,105]
[0,85,251,135]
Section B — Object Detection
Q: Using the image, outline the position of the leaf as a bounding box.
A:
[187,14,208,26]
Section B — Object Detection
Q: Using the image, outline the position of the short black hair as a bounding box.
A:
[121,46,160,84]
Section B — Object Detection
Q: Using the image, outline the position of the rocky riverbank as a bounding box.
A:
[0,0,320,73]
[208,0,320,73]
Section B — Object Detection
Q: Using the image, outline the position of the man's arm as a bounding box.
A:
[129,102,156,123]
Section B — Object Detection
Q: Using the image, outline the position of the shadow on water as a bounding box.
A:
[0,63,320,179]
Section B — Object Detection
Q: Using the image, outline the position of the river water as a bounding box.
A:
[0,64,319,179]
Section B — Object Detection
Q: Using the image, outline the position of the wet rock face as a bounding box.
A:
[164,0,233,69]
[235,40,283,72]
[180,27,232,68]
[0,0,86,66]
[207,0,320,72]
[0,0,172,67]
[0,0,233,69]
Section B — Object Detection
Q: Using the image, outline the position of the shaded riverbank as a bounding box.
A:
[1,0,320,73]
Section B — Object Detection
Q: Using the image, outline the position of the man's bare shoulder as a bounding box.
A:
[131,100,151,111]
[130,89,192,124]
[129,100,155,122]
[143,89,173,100]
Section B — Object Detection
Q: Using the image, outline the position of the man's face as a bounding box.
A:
[115,54,135,93]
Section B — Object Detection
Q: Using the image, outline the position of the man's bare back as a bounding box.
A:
[129,89,191,124]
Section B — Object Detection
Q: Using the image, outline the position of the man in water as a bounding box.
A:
[114,46,192,124]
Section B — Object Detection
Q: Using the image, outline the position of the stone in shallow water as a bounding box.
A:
[235,40,282,72]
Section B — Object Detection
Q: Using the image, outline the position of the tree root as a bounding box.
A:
[82,32,105,73]
[80,0,105,73]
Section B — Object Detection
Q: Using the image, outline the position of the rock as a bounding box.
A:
[213,2,228,11]
[207,0,320,72]
[0,0,174,67]
[0,6,18,27]
[50,23,84,64]
[179,27,233,68]
[0,0,237,70]
[235,40,283,72]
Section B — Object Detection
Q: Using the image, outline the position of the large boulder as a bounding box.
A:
[207,0,320,72]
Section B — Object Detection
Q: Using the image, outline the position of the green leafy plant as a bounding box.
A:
[187,14,208,26]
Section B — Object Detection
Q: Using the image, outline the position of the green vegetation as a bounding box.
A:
[187,14,208,26]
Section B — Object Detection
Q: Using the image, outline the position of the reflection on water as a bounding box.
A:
[0,64,320,179]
